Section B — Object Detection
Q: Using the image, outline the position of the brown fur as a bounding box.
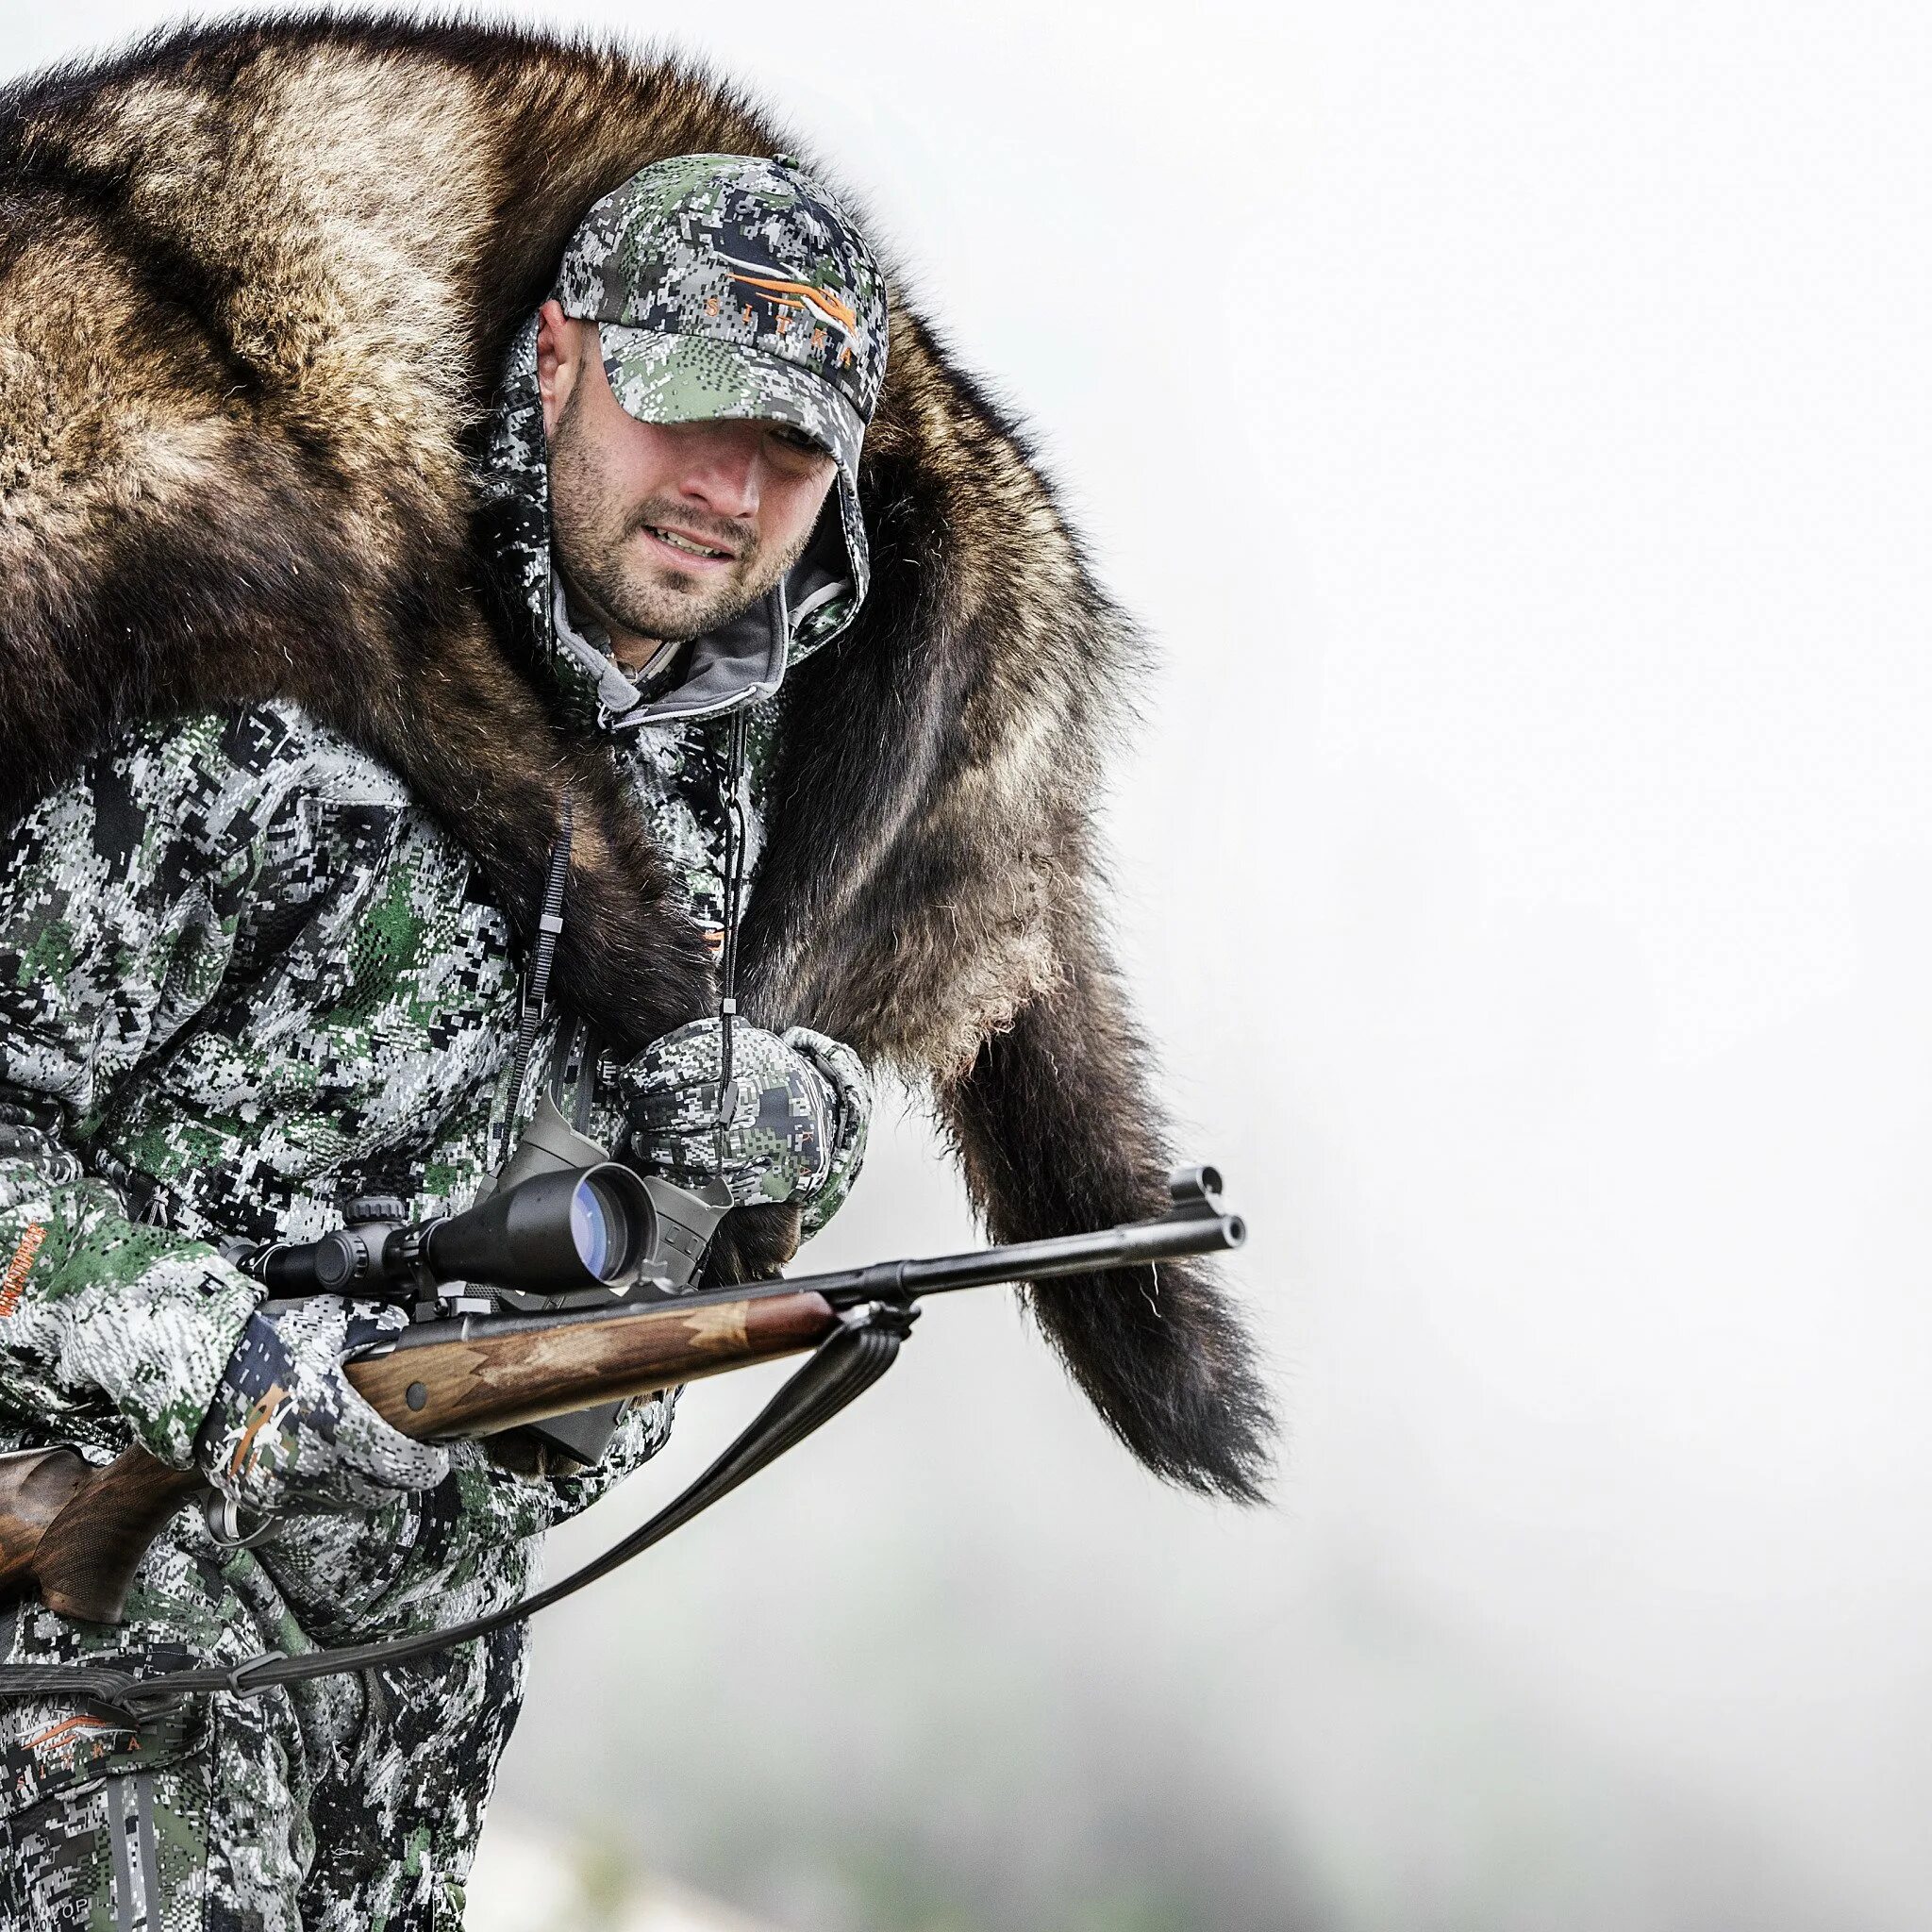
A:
[0,12,1272,1499]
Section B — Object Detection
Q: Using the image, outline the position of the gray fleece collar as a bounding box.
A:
[549,571,790,729]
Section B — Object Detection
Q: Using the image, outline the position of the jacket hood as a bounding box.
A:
[477,312,864,735]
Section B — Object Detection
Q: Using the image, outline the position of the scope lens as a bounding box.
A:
[570,1176,629,1281]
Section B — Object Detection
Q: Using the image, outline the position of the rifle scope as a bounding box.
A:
[250,1164,658,1300]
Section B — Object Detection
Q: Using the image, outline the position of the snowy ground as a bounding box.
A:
[468,1817,780,1932]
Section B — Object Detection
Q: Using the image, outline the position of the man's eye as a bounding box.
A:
[771,427,824,458]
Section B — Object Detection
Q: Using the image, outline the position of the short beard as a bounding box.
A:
[548,388,817,643]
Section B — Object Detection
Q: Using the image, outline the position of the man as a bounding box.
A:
[0,18,1271,1931]
[0,151,887,1931]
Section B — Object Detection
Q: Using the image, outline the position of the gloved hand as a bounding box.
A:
[193,1296,450,1520]
[613,1018,872,1224]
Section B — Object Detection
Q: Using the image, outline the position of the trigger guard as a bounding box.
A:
[203,1491,279,1551]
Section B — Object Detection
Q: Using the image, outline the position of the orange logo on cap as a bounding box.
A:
[725,267,858,337]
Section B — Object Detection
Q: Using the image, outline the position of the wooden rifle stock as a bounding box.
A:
[0,1165,1244,1625]
[0,1289,840,1624]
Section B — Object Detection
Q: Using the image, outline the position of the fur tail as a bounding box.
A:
[939,932,1276,1505]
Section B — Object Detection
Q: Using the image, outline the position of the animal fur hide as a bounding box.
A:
[0,12,1272,1500]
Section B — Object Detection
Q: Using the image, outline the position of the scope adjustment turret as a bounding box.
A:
[341,1195,410,1226]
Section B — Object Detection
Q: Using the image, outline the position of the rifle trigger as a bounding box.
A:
[204,1493,280,1552]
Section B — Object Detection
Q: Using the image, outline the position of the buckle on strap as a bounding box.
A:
[221,1650,287,1698]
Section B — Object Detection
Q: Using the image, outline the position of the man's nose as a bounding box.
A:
[675,424,763,518]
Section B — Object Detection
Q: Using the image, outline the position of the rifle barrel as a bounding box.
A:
[816,1209,1247,1304]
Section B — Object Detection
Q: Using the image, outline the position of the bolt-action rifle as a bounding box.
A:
[0,1159,1245,1656]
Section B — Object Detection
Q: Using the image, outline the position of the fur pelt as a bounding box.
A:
[0,12,1273,1500]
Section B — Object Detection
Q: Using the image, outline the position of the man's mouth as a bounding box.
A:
[643,524,737,563]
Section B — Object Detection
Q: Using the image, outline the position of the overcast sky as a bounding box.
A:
[8,5,1932,1927]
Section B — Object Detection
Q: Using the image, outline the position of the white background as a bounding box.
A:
[7,3,1930,1925]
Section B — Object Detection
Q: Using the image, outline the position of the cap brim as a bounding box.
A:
[598,325,862,471]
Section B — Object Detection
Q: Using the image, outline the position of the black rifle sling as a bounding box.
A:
[0,1300,914,1715]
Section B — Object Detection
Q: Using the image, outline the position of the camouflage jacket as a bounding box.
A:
[0,679,861,1919]
[0,614,872,1899]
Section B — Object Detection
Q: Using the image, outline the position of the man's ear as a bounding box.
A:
[536,299,579,440]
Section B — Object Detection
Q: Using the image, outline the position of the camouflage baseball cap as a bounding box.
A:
[553,152,889,614]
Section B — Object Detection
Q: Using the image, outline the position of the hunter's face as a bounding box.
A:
[537,302,838,659]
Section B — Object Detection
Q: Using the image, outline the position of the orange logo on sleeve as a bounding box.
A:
[0,1223,46,1316]
[230,1384,291,1478]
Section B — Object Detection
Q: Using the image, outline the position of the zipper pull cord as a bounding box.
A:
[715,709,750,1175]
[499,794,574,1169]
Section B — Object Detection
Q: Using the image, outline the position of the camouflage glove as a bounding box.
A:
[193,1297,450,1520]
[613,1018,871,1228]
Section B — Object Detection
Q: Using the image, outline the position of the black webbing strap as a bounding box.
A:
[0,1300,914,1716]
[497,799,574,1169]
